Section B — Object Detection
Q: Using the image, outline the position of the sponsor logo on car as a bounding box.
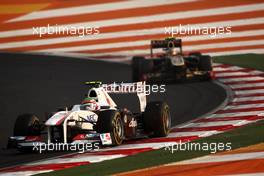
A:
[129,118,137,127]
[100,133,112,145]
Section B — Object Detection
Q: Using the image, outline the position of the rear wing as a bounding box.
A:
[85,81,102,88]
[102,82,147,112]
[102,82,145,94]
[150,38,182,57]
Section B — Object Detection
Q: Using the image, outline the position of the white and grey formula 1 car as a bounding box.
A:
[8,81,171,151]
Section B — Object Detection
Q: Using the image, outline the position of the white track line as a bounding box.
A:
[0,170,53,176]
[214,64,258,71]
[180,120,250,128]
[1,26,264,50]
[235,89,264,95]
[168,131,219,138]
[233,96,264,102]
[8,0,196,22]
[191,49,264,56]
[215,72,249,77]
[1,4,264,38]
[28,154,125,166]
[219,76,264,83]
[214,66,251,72]
[248,70,264,75]
[230,82,264,89]
[171,151,264,165]
[210,111,264,118]
[52,49,264,59]
[51,48,264,59]
[213,63,225,66]
[224,103,264,110]
[36,39,264,53]
[32,49,264,63]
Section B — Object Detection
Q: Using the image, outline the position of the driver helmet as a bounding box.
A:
[81,97,100,111]
[166,48,178,56]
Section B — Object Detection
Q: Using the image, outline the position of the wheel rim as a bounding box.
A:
[113,115,123,144]
[163,107,170,134]
[30,119,40,135]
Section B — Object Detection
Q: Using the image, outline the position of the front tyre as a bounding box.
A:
[132,56,153,82]
[96,110,124,146]
[198,55,213,71]
[14,113,41,136]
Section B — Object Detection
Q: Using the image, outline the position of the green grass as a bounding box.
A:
[38,53,264,176]
[38,120,264,176]
[213,53,264,71]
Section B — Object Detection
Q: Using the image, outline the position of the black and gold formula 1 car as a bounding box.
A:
[132,38,214,83]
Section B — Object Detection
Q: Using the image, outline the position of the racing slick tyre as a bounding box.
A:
[144,101,171,137]
[13,113,41,136]
[96,110,124,146]
[199,72,212,81]
[198,55,213,81]
[174,66,187,82]
[198,55,213,71]
[132,56,153,82]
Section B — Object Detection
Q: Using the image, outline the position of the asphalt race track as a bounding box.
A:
[0,53,226,168]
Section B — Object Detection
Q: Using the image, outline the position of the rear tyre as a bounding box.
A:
[132,56,144,82]
[174,66,187,81]
[198,55,212,71]
[199,72,211,81]
[96,110,124,145]
[198,55,213,81]
[144,102,171,137]
[14,113,41,136]
[132,56,153,82]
